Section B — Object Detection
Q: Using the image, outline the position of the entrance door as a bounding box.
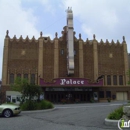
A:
[116,92,128,101]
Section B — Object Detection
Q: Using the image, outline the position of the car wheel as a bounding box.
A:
[3,109,12,118]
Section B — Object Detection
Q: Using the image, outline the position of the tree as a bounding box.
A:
[11,77,42,103]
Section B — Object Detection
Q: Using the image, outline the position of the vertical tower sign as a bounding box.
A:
[66,7,74,75]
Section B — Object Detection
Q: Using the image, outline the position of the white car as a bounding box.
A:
[0,103,21,118]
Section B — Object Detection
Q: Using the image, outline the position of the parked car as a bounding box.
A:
[0,103,21,118]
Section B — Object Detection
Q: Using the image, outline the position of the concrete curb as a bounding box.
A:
[104,118,118,126]
[21,107,56,114]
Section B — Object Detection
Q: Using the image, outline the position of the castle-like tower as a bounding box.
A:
[1,8,130,103]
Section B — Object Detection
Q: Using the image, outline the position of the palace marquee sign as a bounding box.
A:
[40,78,103,86]
[60,79,85,85]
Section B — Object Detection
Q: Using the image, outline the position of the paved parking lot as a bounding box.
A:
[0,102,125,130]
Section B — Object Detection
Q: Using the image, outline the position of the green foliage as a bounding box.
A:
[107,106,123,120]
[20,100,36,110]
[39,100,54,109]
[128,100,130,103]
[22,84,42,101]
[10,77,29,92]
[20,100,54,111]
[11,77,42,103]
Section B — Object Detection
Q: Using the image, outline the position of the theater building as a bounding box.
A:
[1,8,130,103]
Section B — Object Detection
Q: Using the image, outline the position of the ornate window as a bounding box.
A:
[17,73,21,78]
[24,74,28,80]
[9,73,14,84]
[119,75,123,85]
[74,50,76,56]
[61,49,64,55]
[113,75,117,85]
[99,91,104,98]
[107,75,111,85]
[30,74,35,84]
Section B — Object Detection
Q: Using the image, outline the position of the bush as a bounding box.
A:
[20,100,54,111]
[39,100,54,109]
[128,100,130,103]
[20,100,36,110]
[107,106,123,120]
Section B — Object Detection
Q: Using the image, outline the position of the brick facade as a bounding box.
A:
[1,26,130,103]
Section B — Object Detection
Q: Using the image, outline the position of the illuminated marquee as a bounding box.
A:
[60,79,84,85]
[40,78,103,86]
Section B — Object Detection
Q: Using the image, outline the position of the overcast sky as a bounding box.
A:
[0,0,130,79]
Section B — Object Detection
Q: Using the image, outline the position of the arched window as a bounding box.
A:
[17,73,21,78]
[113,75,117,85]
[30,74,35,84]
[24,74,28,80]
[119,75,123,85]
[107,75,111,85]
[61,49,64,55]
[74,50,76,56]
[9,73,14,84]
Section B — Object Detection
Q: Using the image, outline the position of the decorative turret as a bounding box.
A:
[55,32,58,39]
[40,31,43,38]
[93,34,96,40]
[79,33,81,40]
[20,35,23,40]
[6,30,9,38]
[32,36,35,40]
[66,7,74,75]
[100,39,104,44]
[122,36,126,44]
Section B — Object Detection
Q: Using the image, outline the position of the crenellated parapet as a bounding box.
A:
[98,38,123,46]
[72,33,126,47]
[5,29,127,47]
[6,30,57,43]
[9,35,39,43]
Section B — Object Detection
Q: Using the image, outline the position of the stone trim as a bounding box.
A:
[35,70,38,85]
[93,40,98,80]
[79,40,84,78]
[111,74,113,86]
[123,43,129,85]
[2,38,9,85]
[54,39,59,78]
[38,38,44,85]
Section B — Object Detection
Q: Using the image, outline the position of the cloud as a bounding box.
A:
[61,0,130,51]
[0,0,40,38]
[39,0,57,16]
[0,0,40,79]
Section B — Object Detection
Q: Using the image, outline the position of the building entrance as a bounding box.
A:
[45,91,94,103]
